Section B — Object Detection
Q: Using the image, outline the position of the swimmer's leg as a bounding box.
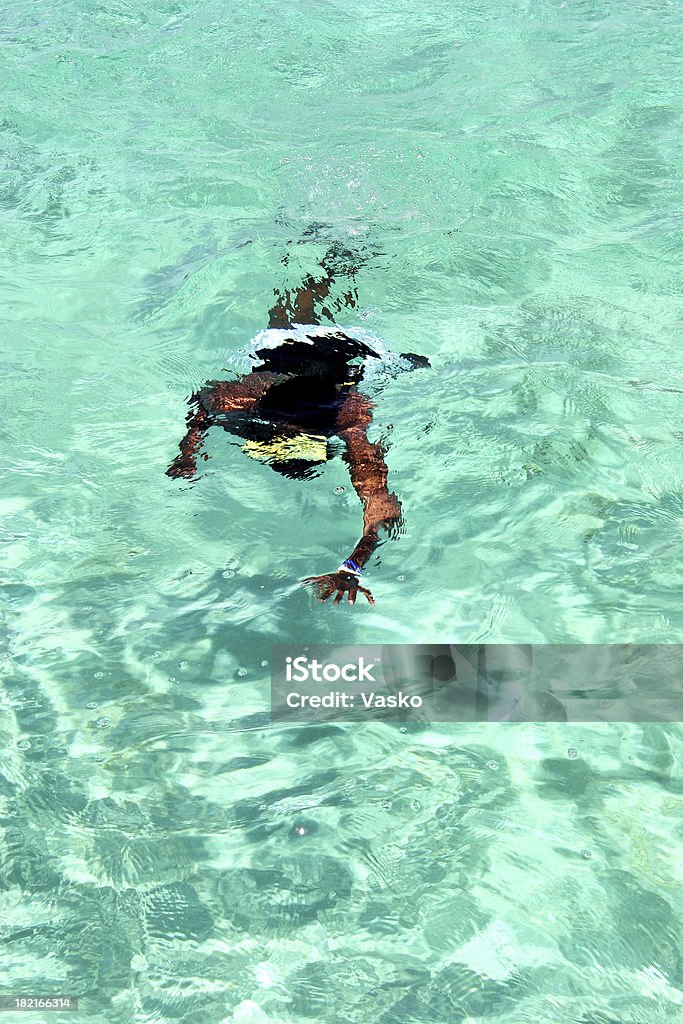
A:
[267,246,361,329]
[267,271,334,328]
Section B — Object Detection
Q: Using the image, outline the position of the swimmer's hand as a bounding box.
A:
[301,571,375,606]
[166,456,196,479]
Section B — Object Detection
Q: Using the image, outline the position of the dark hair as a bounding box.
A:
[254,332,378,377]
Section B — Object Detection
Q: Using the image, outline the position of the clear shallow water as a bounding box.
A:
[3,0,683,1020]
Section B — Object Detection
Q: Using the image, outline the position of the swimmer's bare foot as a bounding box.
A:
[301,572,375,606]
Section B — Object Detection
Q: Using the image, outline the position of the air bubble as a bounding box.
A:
[222,569,235,579]
[86,701,98,710]
[567,748,578,759]
[334,486,346,494]
[95,717,110,729]
[94,671,104,679]
[487,760,499,771]
[581,849,592,860]
[411,799,422,811]
[237,668,247,678]
[400,727,407,734]
[261,660,268,667]
[178,660,188,670]
[153,651,162,658]
[397,575,406,582]
[17,739,31,750]
[381,799,391,809]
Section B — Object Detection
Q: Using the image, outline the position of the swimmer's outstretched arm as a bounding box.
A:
[338,393,403,559]
[302,393,401,606]
[166,397,210,479]
[166,372,283,479]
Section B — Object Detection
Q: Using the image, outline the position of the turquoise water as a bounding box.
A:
[3,0,683,1019]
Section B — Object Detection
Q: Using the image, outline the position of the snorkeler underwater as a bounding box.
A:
[167,243,430,606]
